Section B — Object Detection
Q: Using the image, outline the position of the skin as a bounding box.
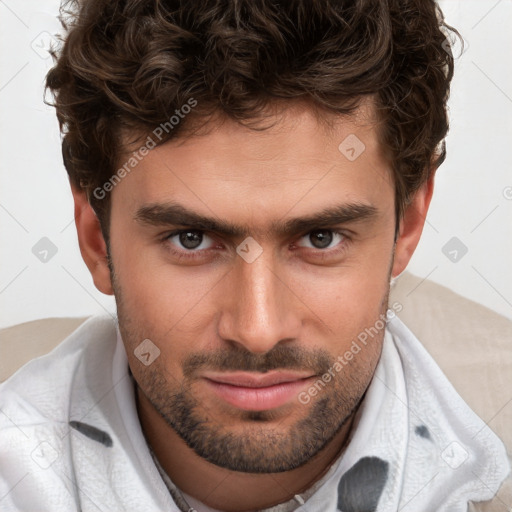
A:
[72,99,434,511]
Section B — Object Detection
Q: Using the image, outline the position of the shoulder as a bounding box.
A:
[0,314,116,394]
[0,315,119,511]
[390,272,512,452]
[0,314,118,427]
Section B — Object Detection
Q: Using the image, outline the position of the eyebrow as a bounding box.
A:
[135,201,379,239]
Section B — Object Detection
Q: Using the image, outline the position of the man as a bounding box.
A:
[0,0,510,511]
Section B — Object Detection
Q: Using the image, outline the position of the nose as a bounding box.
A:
[217,250,302,354]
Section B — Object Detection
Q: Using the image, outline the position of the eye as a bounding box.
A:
[164,229,216,252]
[296,229,346,250]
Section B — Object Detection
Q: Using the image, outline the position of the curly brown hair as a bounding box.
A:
[45,0,462,242]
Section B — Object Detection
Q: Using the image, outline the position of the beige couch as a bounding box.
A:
[1,271,511,507]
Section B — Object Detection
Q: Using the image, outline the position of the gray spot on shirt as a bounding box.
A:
[415,425,431,440]
[337,456,389,512]
[69,421,113,447]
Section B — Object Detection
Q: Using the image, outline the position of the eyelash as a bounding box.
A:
[161,230,221,262]
[160,228,351,262]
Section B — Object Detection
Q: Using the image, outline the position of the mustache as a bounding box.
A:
[182,344,333,377]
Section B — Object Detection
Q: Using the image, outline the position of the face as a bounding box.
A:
[97,101,403,473]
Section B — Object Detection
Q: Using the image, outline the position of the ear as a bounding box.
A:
[391,173,435,278]
[71,184,114,295]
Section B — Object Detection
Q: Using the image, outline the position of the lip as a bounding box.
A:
[202,371,315,411]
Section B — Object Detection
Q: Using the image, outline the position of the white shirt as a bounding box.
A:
[0,313,509,511]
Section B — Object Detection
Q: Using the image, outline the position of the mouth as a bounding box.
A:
[202,371,316,411]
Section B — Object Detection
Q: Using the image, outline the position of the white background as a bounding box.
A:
[0,0,511,329]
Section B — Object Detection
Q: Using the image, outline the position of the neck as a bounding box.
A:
[136,387,358,512]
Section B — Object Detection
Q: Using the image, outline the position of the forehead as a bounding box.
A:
[112,100,394,227]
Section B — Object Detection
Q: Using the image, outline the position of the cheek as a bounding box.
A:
[282,259,391,365]
[111,230,211,325]
[289,253,391,320]
[112,248,224,369]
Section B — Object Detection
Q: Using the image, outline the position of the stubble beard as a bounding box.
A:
[113,270,390,473]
